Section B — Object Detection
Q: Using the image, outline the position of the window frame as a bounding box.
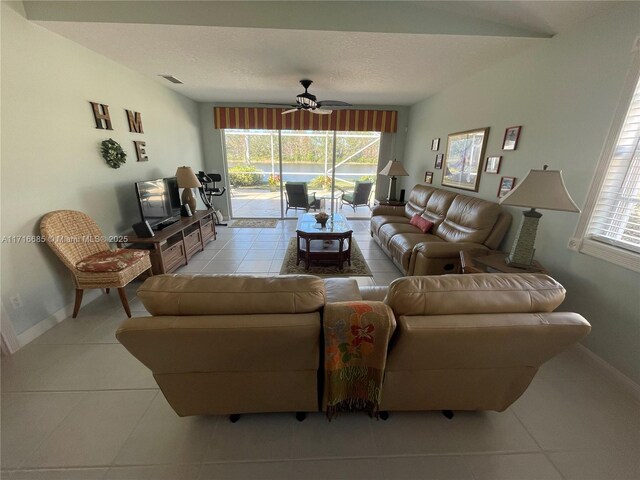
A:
[569,41,640,272]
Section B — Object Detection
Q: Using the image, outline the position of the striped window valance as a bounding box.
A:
[214,107,397,132]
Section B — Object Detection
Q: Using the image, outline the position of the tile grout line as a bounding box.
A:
[107,390,160,470]
[14,390,89,471]
[511,406,568,480]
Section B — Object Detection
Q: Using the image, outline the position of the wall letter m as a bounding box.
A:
[126,110,144,133]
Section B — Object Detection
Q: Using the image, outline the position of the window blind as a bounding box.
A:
[587,76,640,253]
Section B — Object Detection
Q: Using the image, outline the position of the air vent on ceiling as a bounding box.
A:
[160,75,183,84]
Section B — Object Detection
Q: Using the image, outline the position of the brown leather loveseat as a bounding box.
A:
[371,184,512,275]
[117,273,590,418]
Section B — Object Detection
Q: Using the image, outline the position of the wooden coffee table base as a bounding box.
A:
[296,236,352,270]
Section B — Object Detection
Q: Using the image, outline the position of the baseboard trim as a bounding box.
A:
[16,290,102,348]
[576,344,640,402]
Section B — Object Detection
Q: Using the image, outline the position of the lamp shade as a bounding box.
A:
[379,160,409,177]
[499,168,580,212]
[175,166,202,188]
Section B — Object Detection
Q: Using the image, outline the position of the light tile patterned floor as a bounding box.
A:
[174,220,402,286]
[2,222,639,479]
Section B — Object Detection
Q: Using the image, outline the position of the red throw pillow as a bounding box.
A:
[410,214,434,234]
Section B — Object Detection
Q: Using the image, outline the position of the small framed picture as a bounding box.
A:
[498,176,516,198]
[431,138,440,151]
[502,126,521,150]
[424,171,434,184]
[434,154,444,169]
[485,156,502,174]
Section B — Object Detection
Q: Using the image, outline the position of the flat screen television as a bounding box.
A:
[134,177,182,228]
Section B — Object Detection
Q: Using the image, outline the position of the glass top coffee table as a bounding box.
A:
[296,213,353,270]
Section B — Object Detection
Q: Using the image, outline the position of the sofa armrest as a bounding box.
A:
[371,205,405,217]
[116,313,320,374]
[386,312,591,370]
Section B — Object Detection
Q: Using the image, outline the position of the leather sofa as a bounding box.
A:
[116,274,325,416]
[370,184,512,275]
[116,273,590,417]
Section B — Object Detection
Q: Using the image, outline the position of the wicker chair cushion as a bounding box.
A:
[76,249,149,273]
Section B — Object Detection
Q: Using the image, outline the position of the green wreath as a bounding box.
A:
[101,138,127,169]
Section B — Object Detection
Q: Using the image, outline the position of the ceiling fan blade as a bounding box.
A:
[317,100,352,107]
[312,108,333,115]
[259,103,298,108]
[281,108,299,115]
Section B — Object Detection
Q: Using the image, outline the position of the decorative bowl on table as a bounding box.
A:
[315,212,329,228]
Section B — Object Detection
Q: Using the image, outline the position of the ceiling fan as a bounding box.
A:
[268,79,352,115]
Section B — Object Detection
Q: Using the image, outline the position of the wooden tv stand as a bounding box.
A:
[118,210,216,274]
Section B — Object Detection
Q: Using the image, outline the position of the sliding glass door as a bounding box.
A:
[223,129,380,219]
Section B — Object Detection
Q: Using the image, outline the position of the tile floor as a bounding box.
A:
[2,222,639,479]
[173,220,403,286]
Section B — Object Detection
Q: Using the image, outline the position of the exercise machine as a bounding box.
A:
[197,171,227,226]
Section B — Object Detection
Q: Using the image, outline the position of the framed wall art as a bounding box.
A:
[498,176,516,198]
[485,156,502,174]
[502,126,521,150]
[434,154,444,169]
[442,127,489,192]
[431,138,440,151]
[424,171,434,184]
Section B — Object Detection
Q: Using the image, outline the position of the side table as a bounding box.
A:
[460,249,548,275]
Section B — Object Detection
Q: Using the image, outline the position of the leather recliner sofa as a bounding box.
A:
[116,274,325,416]
[370,184,512,275]
[116,273,590,417]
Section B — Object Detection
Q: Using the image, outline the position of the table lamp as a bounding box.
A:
[499,165,580,267]
[175,166,202,214]
[379,159,409,202]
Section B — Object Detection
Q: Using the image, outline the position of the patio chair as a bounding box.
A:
[341,181,373,212]
[285,182,320,213]
[40,210,152,318]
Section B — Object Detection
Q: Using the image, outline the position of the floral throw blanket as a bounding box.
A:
[323,302,395,420]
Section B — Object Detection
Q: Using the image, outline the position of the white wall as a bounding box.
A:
[198,102,410,218]
[1,3,205,337]
[401,3,640,383]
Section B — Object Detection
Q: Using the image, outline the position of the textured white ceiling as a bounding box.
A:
[31,1,619,105]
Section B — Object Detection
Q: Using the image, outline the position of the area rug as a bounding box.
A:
[228,218,278,228]
[280,238,373,277]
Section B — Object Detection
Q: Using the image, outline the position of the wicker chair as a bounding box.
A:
[40,210,152,318]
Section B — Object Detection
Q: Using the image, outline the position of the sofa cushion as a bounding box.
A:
[370,215,409,236]
[436,196,501,244]
[409,215,434,233]
[76,249,149,273]
[379,223,422,249]
[389,233,444,271]
[138,274,326,315]
[385,273,566,316]
[423,189,457,227]
[404,185,434,218]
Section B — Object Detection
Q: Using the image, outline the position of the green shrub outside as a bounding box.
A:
[228,165,263,186]
[358,175,376,183]
[308,175,364,192]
